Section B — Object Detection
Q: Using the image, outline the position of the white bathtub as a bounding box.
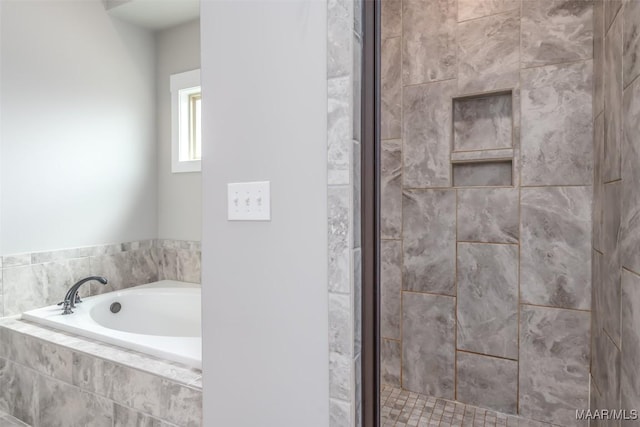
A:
[22,280,202,369]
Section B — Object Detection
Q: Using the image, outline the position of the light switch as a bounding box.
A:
[227,181,271,221]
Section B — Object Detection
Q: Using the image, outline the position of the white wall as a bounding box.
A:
[156,19,201,241]
[0,0,157,254]
[201,0,329,425]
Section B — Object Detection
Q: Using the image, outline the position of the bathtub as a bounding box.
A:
[21,280,202,369]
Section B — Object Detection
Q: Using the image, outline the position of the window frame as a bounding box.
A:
[170,69,201,173]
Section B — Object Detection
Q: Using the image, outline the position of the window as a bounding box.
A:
[170,69,201,173]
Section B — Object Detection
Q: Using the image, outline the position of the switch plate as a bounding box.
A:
[227,181,271,221]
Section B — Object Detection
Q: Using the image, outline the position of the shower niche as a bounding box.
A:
[451,91,514,187]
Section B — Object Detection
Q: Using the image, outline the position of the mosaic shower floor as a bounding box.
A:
[381,385,556,427]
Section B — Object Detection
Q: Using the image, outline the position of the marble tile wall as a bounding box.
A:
[0,239,201,317]
[590,0,640,422]
[0,318,201,427]
[381,0,594,424]
[327,0,362,425]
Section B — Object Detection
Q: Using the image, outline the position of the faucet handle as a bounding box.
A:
[61,300,73,315]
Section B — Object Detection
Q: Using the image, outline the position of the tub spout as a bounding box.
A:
[59,276,108,314]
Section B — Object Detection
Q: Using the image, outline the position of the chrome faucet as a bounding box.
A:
[59,276,108,315]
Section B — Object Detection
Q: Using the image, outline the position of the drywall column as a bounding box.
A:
[200,1,330,426]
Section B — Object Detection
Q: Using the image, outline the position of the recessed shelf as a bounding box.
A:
[451,148,514,163]
[453,91,513,152]
[453,160,513,187]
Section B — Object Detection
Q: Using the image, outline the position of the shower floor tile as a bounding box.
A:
[380,385,555,427]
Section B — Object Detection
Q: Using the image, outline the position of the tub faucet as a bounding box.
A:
[59,276,108,315]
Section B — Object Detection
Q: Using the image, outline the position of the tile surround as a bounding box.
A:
[382,0,595,422]
[403,80,456,188]
[0,239,201,317]
[521,0,593,68]
[402,189,456,296]
[519,305,590,426]
[456,351,518,414]
[591,2,640,421]
[457,10,520,94]
[0,318,202,427]
[402,0,456,85]
[402,292,456,400]
[457,243,518,360]
[521,60,593,186]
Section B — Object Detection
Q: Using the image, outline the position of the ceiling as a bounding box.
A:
[105,0,200,31]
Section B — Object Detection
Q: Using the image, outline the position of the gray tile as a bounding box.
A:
[329,351,352,401]
[382,0,401,39]
[402,0,456,85]
[457,243,518,360]
[38,375,113,427]
[402,292,456,399]
[381,240,402,340]
[604,11,623,183]
[89,249,157,295]
[591,326,621,411]
[328,76,352,185]
[329,293,352,356]
[403,80,456,188]
[520,187,592,310]
[0,413,30,427]
[0,358,38,426]
[353,248,362,355]
[328,186,351,294]
[456,352,518,414]
[621,78,640,274]
[452,162,512,187]
[381,140,402,240]
[621,269,640,414]
[605,0,622,33]
[382,37,401,140]
[403,190,456,296]
[114,404,177,427]
[353,141,362,249]
[160,381,202,427]
[157,248,201,284]
[330,398,351,427]
[593,113,604,252]
[521,61,593,186]
[453,94,513,151]
[72,353,164,417]
[521,0,594,68]
[2,254,31,268]
[328,0,354,79]
[3,257,91,316]
[457,0,519,21]
[457,188,518,244]
[353,33,362,144]
[594,0,604,117]
[381,338,401,387]
[457,11,519,94]
[519,305,590,426]
[624,0,640,88]
[0,328,73,383]
[603,180,622,256]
